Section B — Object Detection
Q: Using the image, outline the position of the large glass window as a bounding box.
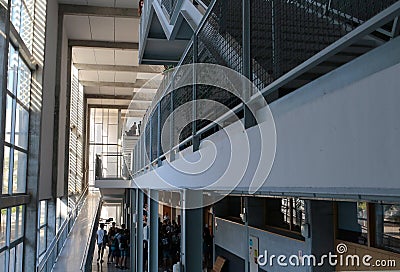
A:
[2,43,31,195]
[37,200,48,258]
[0,209,7,249]
[88,108,124,185]
[10,206,24,242]
[10,0,34,52]
[0,206,25,271]
[376,204,400,253]
[337,202,368,245]
[265,197,305,234]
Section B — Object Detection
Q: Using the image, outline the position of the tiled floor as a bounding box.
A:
[52,192,101,272]
[92,247,129,272]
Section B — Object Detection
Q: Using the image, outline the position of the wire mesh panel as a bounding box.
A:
[197,0,243,74]
[150,109,159,161]
[159,92,171,156]
[250,0,273,90]
[329,0,398,23]
[172,86,193,143]
[144,121,151,164]
[250,0,398,92]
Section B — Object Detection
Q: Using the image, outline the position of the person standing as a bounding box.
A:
[96,223,107,263]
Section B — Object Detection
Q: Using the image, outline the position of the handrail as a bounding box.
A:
[37,185,89,272]
[80,195,102,271]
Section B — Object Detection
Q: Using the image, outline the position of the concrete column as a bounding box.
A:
[137,189,144,272]
[309,200,335,272]
[182,189,203,272]
[149,190,159,272]
[24,0,47,269]
[130,189,137,271]
[0,0,10,182]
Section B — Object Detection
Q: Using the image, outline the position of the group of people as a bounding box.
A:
[159,214,181,271]
[96,222,130,270]
[126,121,141,136]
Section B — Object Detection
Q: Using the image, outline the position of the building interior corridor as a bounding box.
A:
[0,0,400,271]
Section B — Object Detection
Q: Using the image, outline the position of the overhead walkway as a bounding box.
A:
[52,192,101,272]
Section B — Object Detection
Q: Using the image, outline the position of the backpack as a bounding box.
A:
[111,236,119,248]
[119,234,128,250]
[103,230,108,244]
[161,236,169,246]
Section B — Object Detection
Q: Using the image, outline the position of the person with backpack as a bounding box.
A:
[96,223,107,263]
[107,222,116,264]
[111,228,121,268]
[118,229,129,270]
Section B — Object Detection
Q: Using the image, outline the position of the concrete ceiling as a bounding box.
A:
[62,3,164,109]
[59,0,139,9]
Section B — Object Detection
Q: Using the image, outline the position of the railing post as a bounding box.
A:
[157,103,162,166]
[243,0,256,129]
[170,85,175,162]
[192,36,200,151]
[148,116,152,169]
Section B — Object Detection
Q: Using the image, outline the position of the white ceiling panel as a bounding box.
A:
[90,16,115,41]
[98,71,116,81]
[79,70,99,81]
[115,87,135,96]
[99,86,116,93]
[115,18,138,42]
[115,50,137,66]
[84,86,100,94]
[94,48,115,65]
[87,0,115,7]
[99,87,116,95]
[116,0,138,8]
[58,0,87,5]
[72,48,96,64]
[115,71,136,83]
[65,15,91,40]
[136,72,161,80]
[134,88,157,93]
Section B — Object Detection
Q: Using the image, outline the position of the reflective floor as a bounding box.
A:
[92,247,127,272]
[52,192,101,272]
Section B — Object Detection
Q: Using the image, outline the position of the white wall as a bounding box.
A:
[38,0,57,200]
[57,24,68,197]
[214,218,310,272]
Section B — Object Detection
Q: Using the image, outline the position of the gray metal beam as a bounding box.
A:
[74,63,164,73]
[137,190,144,272]
[182,189,203,272]
[391,16,400,38]
[87,104,131,109]
[130,189,137,272]
[80,79,161,89]
[69,40,139,50]
[149,190,158,272]
[60,4,139,18]
[85,94,133,100]
[0,195,30,209]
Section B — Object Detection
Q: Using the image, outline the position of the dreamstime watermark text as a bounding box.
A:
[257,243,397,268]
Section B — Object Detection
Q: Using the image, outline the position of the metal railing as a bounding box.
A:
[132,0,400,178]
[95,153,126,180]
[80,196,102,271]
[37,186,89,272]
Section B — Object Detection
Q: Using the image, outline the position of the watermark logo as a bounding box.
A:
[336,243,348,254]
[256,243,397,268]
[126,63,277,209]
